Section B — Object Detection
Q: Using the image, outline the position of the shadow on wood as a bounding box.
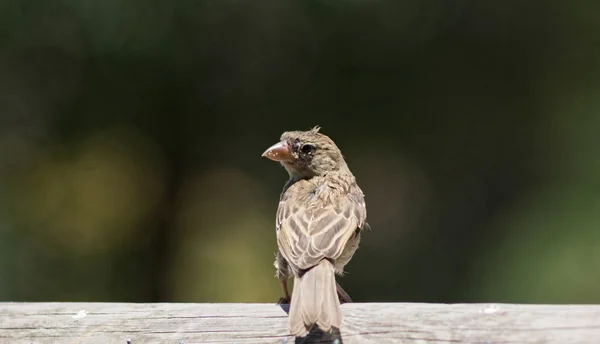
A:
[295,326,343,344]
[278,303,344,344]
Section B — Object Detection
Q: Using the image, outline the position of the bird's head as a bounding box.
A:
[262,126,348,178]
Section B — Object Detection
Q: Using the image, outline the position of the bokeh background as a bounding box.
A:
[1,1,599,304]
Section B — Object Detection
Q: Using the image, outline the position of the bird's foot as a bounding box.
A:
[277,296,291,305]
[336,282,353,304]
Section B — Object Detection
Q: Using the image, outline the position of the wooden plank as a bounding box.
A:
[1,302,600,344]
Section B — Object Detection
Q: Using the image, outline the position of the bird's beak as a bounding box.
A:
[262,140,293,162]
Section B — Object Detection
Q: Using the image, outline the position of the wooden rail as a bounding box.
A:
[2,302,600,343]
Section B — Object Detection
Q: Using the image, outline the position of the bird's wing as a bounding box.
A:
[276,188,367,271]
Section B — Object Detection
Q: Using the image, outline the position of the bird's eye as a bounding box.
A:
[300,144,316,154]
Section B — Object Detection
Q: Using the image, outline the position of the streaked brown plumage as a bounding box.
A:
[262,126,369,337]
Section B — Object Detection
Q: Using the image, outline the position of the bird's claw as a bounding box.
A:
[338,294,353,304]
[277,296,291,305]
[336,283,353,304]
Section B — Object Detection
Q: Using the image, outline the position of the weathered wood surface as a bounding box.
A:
[2,302,600,344]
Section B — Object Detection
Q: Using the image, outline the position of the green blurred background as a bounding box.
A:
[0,1,599,304]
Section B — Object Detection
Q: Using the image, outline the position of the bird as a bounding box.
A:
[261,126,369,337]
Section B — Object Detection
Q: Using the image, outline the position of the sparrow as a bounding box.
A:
[262,126,369,337]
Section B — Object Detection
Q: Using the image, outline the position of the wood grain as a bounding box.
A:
[2,302,600,343]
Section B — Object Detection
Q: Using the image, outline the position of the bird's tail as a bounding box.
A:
[289,259,341,337]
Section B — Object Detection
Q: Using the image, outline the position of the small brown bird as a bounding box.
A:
[262,126,369,337]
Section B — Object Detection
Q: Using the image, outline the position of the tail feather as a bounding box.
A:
[289,260,341,337]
